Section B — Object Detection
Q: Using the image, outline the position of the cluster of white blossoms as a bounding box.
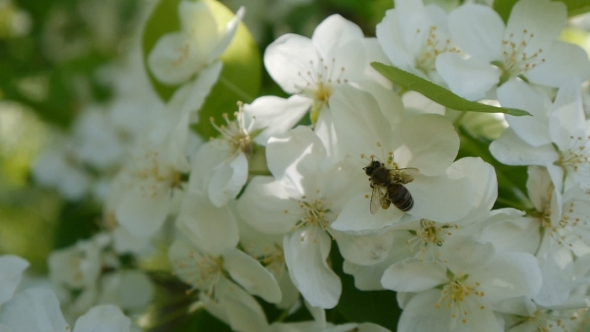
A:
[18,0,590,330]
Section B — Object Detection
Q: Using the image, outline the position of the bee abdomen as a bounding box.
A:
[388,184,414,212]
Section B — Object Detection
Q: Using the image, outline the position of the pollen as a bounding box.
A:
[210,102,254,158]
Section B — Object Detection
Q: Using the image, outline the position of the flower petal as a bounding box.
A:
[147,32,202,85]
[177,192,239,255]
[237,176,301,234]
[489,128,559,166]
[244,95,312,146]
[392,113,459,176]
[266,126,327,198]
[0,255,29,306]
[528,41,590,88]
[222,247,282,303]
[497,79,552,146]
[331,193,404,233]
[115,183,171,238]
[73,305,131,332]
[505,0,566,52]
[0,288,69,332]
[311,14,364,56]
[447,4,504,61]
[208,152,248,207]
[283,226,341,308]
[264,34,318,94]
[381,258,447,292]
[333,229,394,266]
[435,53,500,101]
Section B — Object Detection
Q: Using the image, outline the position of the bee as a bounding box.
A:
[363,159,418,214]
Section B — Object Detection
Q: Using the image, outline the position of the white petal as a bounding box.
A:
[266,126,326,198]
[311,14,364,56]
[168,61,223,117]
[331,193,404,233]
[147,33,203,85]
[451,157,498,224]
[478,212,540,254]
[283,226,341,309]
[334,229,394,266]
[177,192,238,255]
[406,173,472,223]
[207,7,245,64]
[550,78,586,148]
[447,4,504,61]
[244,95,312,146]
[381,258,446,292]
[188,142,228,195]
[223,297,272,332]
[0,288,69,332]
[376,9,415,72]
[392,114,459,176]
[237,176,301,234]
[497,79,552,146]
[178,1,217,52]
[489,128,559,166]
[208,278,266,325]
[73,305,131,332]
[435,53,500,101]
[264,34,318,94]
[505,0,566,52]
[440,236,496,273]
[330,84,395,159]
[115,183,171,238]
[528,41,590,88]
[534,254,573,307]
[397,290,451,332]
[314,107,342,160]
[0,255,29,305]
[474,251,542,303]
[208,152,248,207]
[222,247,281,303]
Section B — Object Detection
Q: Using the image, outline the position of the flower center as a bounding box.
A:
[500,29,545,78]
[557,135,590,177]
[210,103,254,158]
[515,308,590,332]
[295,57,348,105]
[436,274,486,325]
[131,150,184,197]
[415,26,458,75]
[406,219,458,261]
[176,250,224,298]
[294,198,333,230]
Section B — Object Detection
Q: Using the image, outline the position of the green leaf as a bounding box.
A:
[371,62,531,117]
[330,243,400,330]
[141,0,261,138]
[494,0,590,22]
[556,0,590,16]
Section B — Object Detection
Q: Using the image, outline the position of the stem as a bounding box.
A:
[219,76,255,103]
[453,111,467,127]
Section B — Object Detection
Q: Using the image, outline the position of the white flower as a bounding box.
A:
[376,0,458,84]
[147,1,244,85]
[328,84,476,232]
[382,238,542,332]
[111,106,192,238]
[0,288,132,332]
[168,238,281,326]
[490,78,590,192]
[264,14,383,157]
[188,104,255,207]
[436,0,590,100]
[238,126,366,308]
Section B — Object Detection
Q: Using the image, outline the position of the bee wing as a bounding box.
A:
[392,167,419,184]
[370,186,386,215]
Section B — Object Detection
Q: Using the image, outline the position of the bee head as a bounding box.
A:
[363,160,382,176]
